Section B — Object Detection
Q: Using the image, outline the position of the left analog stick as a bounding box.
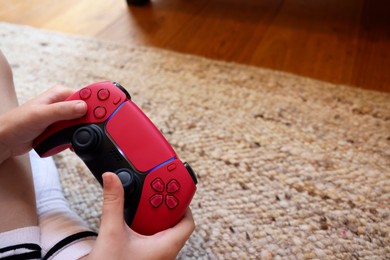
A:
[72,126,102,151]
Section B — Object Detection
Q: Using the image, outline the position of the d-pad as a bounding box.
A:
[149,178,181,209]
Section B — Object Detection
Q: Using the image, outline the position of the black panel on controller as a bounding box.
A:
[70,123,144,227]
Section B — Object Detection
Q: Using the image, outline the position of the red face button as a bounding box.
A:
[79,88,92,100]
[151,178,165,192]
[166,179,180,193]
[93,106,107,119]
[97,88,110,101]
[149,194,163,208]
[165,195,179,209]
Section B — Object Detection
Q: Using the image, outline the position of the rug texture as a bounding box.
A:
[0,22,389,259]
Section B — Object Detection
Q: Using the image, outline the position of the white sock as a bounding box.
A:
[29,151,96,260]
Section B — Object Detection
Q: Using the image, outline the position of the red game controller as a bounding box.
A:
[33,81,197,235]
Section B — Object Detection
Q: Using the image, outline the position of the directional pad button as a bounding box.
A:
[151,178,165,192]
[149,194,163,208]
[148,178,181,209]
[165,195,179,209]
[166,179,180,193]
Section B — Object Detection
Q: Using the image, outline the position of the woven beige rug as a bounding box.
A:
[1,22,389,259]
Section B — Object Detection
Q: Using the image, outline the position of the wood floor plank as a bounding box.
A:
[247,0,364,86]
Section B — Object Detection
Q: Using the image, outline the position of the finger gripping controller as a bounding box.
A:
[33,81,197,235]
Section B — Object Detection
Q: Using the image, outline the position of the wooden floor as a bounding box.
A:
[1,0,389,92]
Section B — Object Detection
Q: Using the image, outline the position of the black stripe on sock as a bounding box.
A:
[0,243,41,259]
[43,231,97,260]
[0,244,41,254]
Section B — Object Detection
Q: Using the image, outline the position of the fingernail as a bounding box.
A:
[103,173,112,185]
[75,101,87,113]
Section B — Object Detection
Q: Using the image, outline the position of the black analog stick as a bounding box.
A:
[117,170,137,194]
[72,126,102,151]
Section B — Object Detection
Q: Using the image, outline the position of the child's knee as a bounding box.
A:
[0,50,18,111]
[0,50,13,83]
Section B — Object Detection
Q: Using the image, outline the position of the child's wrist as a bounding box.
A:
[0,139,11,164]
[0,116,12,164]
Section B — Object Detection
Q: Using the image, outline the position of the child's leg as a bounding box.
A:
[30,151,96,259]
[0,51,41,257]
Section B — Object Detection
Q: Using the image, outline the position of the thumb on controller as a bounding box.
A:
[99,172,126,235]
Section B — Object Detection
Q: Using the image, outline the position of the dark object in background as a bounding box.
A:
[126,0,150,6]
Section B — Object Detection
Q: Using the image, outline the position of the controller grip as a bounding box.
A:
[34,126,80,157]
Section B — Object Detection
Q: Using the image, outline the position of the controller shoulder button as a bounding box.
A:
[166,179,180,193]
[93,106,107,119]
[165,195,179,209]
[113,82,131,100]
[184,162,198,185]
[151,178,165,192]
[149,194,163,208]
[79,87,92,100]
[97,88,110,101]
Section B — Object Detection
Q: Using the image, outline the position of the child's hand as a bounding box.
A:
[0,86,87,160]
[85,172,195,260]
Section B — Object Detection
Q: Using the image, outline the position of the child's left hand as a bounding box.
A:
[0,86,87,161]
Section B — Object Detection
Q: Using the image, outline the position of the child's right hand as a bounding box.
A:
[83,172,195,260]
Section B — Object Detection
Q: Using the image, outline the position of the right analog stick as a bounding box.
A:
[117,170,137,194]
